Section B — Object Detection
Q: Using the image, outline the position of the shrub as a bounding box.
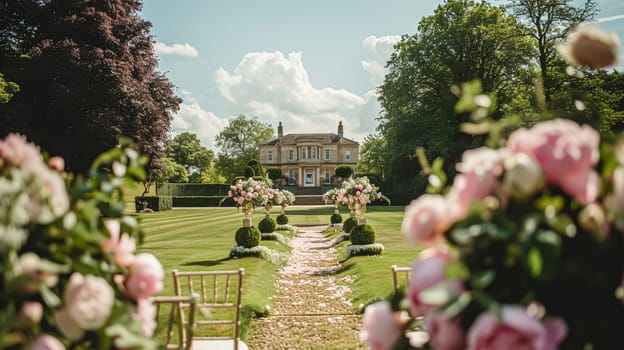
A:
[267,167,283,181]
[235,226,261,248]
[244,166,255,178]
[247,159,264,176]
[343,217,358,233]
[330,213,343,224]
[258,217,277,233]
[335,164,354,178]
[350,224,376,244]
[276,214,289,225]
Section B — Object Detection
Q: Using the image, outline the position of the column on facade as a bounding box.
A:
[316,168,320,186]
[298,167,302,186]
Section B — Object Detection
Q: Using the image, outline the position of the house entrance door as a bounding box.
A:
[304,169,315,187]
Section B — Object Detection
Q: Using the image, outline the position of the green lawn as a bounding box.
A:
[134,204,420,342]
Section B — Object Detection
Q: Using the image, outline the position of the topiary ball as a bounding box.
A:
[235,226,261,248]
[258,217,277,233]
[350,224,376,244]
[330,213,343,224]
[276,214,289,225]
[342,217,358,233]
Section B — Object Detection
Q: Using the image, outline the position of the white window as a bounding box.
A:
[325,169,331,184]
[325,149,330,160]
[345,150,351,161]
[311,147,317,159]
[268,150,273,161]
[289,150,294,161]
[302,148,307,160]
[289,170,295,185]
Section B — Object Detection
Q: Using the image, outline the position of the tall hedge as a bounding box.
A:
[335,164,354,178]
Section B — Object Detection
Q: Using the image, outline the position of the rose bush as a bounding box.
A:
[362,26,624,350]
[0,135,163,349]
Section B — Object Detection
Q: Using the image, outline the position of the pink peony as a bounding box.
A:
[507,119,600,203]
[360,301,402,350]
[401,194,453,245]
[467,305,567,350]
[125,253,164,300]
[29,334,65,350]
[448,148,503,219]
[47,156,65,171]
[407,249,463,317]
[102,220,136,267]
[0,133,43,167]
[63,273,115,330]
[424,310,466,350]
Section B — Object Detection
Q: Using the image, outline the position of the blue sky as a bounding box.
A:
[140,0,624,151]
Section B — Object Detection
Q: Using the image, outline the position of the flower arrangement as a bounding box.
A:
[337,176,382,215]
[281,189,296,209]
[361,26,623,350]
[0,134,164,349]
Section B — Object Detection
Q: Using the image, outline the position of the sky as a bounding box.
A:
[140,0,624,152]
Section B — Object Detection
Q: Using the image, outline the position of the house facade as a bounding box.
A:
[259,121,359,187]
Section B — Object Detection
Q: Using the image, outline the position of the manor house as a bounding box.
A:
[259,121,359,187]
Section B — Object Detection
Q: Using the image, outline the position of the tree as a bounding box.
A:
[166,132,214,178]
[159,157,189,183]
[214,115,274,181]
[357,133,386,179]
[0,0,180,174]
[509,0,597,105]
[378,0,533,194]
[0,73,19,103]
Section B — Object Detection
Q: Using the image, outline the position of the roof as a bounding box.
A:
[259,133,359,146]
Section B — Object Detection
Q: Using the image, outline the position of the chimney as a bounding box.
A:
[278,121,283,138]
[337,121,343,138]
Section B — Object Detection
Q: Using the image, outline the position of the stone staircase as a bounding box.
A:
[293,187,324,205]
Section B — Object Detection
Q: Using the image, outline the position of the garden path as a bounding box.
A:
[247,226,366,349]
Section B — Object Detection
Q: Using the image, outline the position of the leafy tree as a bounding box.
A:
[266,167,282,181]
[509,0,597,105]
[0,73,19,103]
[378,0,533,193]
[166,132,214,178]
[0,0,180,174]
[335,164,354,179]
[215,115,274,181]
[357,133,386,179]
[159,157,189,183]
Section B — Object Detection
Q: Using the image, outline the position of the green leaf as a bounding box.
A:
[40,284,61,308]
[527,247,543,277]
[472,270,495,289]
[445,262,470,280]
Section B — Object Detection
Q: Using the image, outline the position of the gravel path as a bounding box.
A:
[247,226,366,350]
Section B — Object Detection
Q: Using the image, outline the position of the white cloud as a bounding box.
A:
[154,42,199,57]
[171,101,228,150]
[215,51,367,141]
[361,35,401,86]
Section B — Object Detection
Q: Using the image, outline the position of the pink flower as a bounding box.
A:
[29,334,65,350]
[360,301,402,350]
[467,306,567,350]
[16,301,43,329]
[125,253,164,299]
[507,119,600,203]
[47,156,65,171]
[448,148,503,218]
[402,194,453,245]
[132,299,157,336]
[102,220,136,267]
[63,273,115,330]
[424,311,465,350]
[0,133,43,167]
[407,249,463,317]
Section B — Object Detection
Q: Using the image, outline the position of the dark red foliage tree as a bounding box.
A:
[0,0,181,174]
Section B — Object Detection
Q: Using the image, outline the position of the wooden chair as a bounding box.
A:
[172,269,247,350]
[151,295,198,350]
[391,265,413,294]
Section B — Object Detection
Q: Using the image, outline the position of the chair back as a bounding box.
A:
[391,265,412,294]
[151,295,198,350]
[172,269,244,350]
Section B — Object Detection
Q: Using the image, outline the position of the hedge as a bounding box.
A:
[135,196,172,212]
[156,183,230,196]
[172,196,236,207]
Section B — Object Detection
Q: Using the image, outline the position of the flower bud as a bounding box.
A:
[578,203,608,238]
[557,25,619,69]
[503,153,544,200]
